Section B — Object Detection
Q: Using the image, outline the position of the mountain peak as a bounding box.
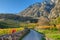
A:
[30,2,41,8]
[19,1,55,18]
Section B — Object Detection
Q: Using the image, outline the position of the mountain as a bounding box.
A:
[18,0,56,25]
[49,0,60,19]
[0,0,60,26]
[19,0,55,18]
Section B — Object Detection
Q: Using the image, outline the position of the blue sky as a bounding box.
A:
[0,0,43,14]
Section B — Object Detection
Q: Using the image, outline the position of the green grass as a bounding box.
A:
[37,29,60,40]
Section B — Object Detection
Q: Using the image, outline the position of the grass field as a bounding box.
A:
[37,29,60,40]
[20,23,37,28]
[0,27,24,35]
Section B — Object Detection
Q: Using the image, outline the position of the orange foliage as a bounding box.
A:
[56,24,60,29]
[36,26,54,29]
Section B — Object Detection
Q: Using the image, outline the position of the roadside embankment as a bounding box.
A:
[0,28,30,40]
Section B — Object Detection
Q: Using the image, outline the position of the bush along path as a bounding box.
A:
[0,28,30,40]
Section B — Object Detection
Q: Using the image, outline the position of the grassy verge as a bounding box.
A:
[37,29,60,40]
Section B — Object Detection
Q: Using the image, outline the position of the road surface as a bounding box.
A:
[22,30,45,40]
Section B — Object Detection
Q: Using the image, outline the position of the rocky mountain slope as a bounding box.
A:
[49,0,60,19]
[19,0,59,25]
[19,0,55,18]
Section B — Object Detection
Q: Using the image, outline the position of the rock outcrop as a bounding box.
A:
[49,0,60,19]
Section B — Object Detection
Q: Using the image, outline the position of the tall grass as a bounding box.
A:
[37,29,60,40]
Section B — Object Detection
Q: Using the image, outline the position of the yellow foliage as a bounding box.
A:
[0,27,24,35]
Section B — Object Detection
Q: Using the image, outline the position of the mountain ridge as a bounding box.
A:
[19,0,55,18]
